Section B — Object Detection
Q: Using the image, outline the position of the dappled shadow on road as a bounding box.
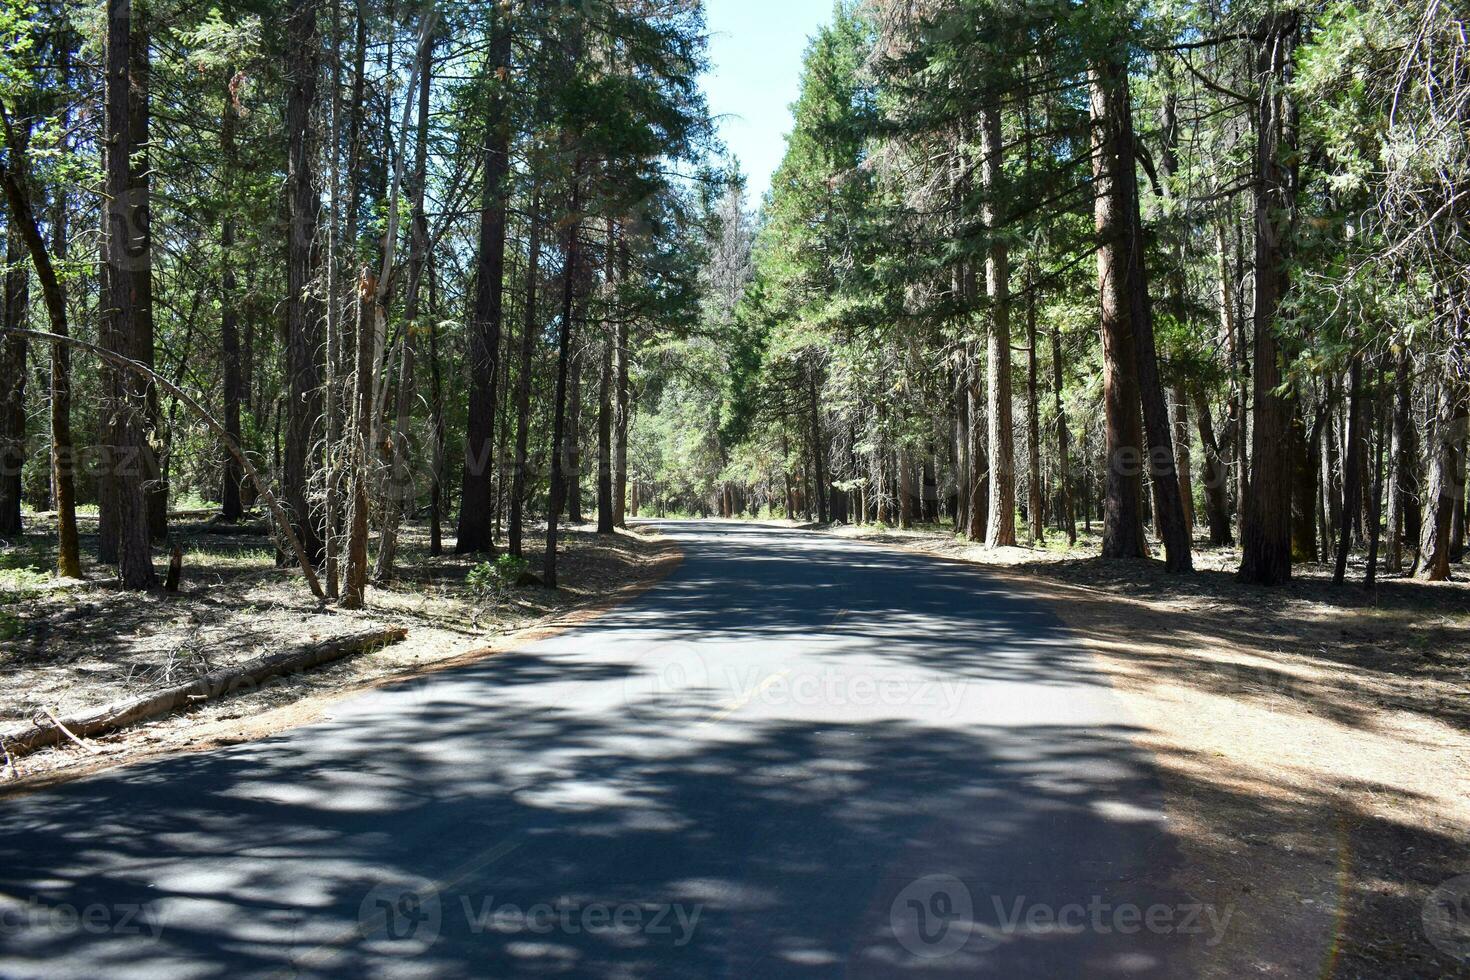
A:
[0,690,1203,975]
[0,522,1458,976]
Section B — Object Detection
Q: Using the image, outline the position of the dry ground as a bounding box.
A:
[0,513,679,793]
[822,520,1470,978]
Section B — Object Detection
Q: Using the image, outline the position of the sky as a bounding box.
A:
[701,0,837,206]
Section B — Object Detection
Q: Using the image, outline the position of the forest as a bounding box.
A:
[669,0,1468,592]
[0,1,1467,973]
[0,0,1463,606]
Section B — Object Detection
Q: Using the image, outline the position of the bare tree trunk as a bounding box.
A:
[1292,399,1319,562]
[1451,403,1467,563]
[1025,282,1043,544]
[455,6,513,554]
[966,364,989,540]
[342,276,375,607]
[427,269,446,557]
[1365,364,1388,589]
[1052,325,1075,545]
[1091,64,1146,560]
[1216,219,1247,532]
[1334,357,1364,585]
[954,367,970,534]
[980,105,1016,548]
[1113,67,1191,571]
[322,0,346,597]
[284,0,324,566]
[568,347,584,524]
[126,10,165,543]
[1239,13,1298,585]
[343,0,367,250]
[1385,350,1414,571]
[102,0,155,588]
[808,357,829,523]
[1194,391,1233,545]
[898,445,914,529]
[374,25,433,581]
[220,73,244,523]
[545,161,583,589]
[1172,386,1195,532]
[509,191,541,558]
[1418,378,1462,581]
[612,225,630,527]
[0,195,26,538]
[597,337,614,534]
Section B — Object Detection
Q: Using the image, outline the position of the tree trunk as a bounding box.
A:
[568,346,584,524]
[1051,325,1076,545]
[342,275,375,608]
[427,268,446,557]
[545,157,583,589]
[1451,404,1467,563]
[509,191,541,558]
[1292,400,1319,562]
[284,0,324,565]
[220,74,243,523]
[1364,364,1388,589]
[1238,13,1298,585]
[898,446,914,529]
[0,201,26,538]
[1194,391,1233,545]
[1216,220,1248,532]
[1172,386,1195,532]
[126,11,165,543]
[1334,358,1364,585]
[1090,64,1146,560]
[1385,350,1415,571]
[374,25,434,582]
[597,336,614,534]
[1418,379,1462,581]
[101,0,155,588]
[1113,65,1191,572]
[455,8,513,554]
[979,105,1016,549]
[807,357,829,523]
[612,229,630,527]
[1025,283,1044,544]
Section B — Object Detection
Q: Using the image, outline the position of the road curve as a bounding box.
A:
[0,521,1212,978]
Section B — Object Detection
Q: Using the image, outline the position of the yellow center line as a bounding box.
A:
[695,668,792,728]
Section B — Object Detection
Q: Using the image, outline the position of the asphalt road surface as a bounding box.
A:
[0,521,1219,978]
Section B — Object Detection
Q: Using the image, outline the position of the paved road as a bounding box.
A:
[0,522,1214,978]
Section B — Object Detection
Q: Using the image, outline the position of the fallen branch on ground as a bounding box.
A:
[0,626,407,759]
[39,707,101,755]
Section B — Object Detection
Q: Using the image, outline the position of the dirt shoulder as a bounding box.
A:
[0,520,680,796]
[826,522,1470,978]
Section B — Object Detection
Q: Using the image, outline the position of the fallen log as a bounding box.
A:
[0,626,407,760]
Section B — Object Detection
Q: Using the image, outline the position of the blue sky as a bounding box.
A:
[702,0,836,205]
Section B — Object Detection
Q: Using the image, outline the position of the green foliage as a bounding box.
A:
[467,555,532,598]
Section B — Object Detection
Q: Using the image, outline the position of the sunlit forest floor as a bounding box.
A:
[802,517,1470,977]
[0,511,678,791]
